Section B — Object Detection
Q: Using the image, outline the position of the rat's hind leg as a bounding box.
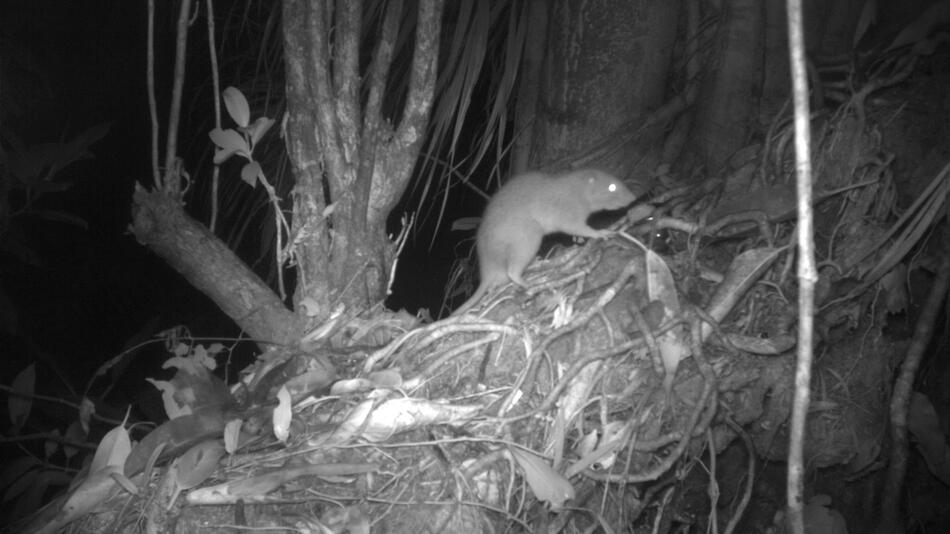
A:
[503,234,542,288]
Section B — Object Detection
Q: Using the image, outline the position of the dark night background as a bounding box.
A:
[3,0,186,385]
[3,0,950,531]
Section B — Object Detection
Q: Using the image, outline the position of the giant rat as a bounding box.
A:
[453,169,637,315]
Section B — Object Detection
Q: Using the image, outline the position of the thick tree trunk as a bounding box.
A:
[522,0,680,181]
[283,0,442,316]
[694,0,764,171]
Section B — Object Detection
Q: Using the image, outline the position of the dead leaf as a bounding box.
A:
[509,446,575,511]
[273,386,293,443]
[645,250,689,388]
[224,419,242,454]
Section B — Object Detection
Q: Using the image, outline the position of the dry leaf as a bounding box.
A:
[273,386,293,443]
[223,418,242,454]
[509,447,575,511]
[78,398,95,435]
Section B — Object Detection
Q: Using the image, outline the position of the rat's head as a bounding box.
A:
[581,169,637,210]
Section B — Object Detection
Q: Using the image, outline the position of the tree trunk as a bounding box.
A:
[521,0,680,181]
[131,0,443,344]
[283,0,442,317]
[694,0,765,171]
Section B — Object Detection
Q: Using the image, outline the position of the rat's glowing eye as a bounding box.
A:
[608,184,617,192]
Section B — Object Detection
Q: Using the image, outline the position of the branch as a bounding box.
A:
[395,0,442,148]
[879,253,950,532]
[162,0,193,193]
[366,0,443,224]
[364,0,402,143]
[334,0,361,161]
[356,0,403,214]
[307,0,348,187]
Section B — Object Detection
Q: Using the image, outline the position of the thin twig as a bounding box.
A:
[162,0,193,192]
[147,0,159,185]
[722,413,755,534]
[205,0,221,231]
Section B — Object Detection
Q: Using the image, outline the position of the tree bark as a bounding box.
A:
[694,0,765,171]
[283,0,442,315]
[524,0,680,181]
[130,185,302,345]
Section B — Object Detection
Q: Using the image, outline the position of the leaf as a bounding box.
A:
[886,0,950,52]
[645,250,678,313]
[645,250,688,388]
[17,470,50,520]
[450,216,480,231]
[322,202,337,217]
[146,378,191,419]
[79,397,95,434]
[330,378,377,395]
[190,344,218,370]
[153,355,233,418]
[89,423,131,473]
[246,116,275,146]
[368,369,403,388]
[171,341,190,356]
[30,209,89,229]
[8,363,35,432]
[575,429,599,458]
[209,128,250,163]
[509,446,575,511]
[5,467,39,508]
[7,140,90,183]
[272,386,292,443]
[222,86,250,128]
[853,0,877,46]
[224,418,242,454]
[69,122,112,152]
[1,457,40,502]
[175,440,225,490]
[45,429,61,459]
[240,161,262,187]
